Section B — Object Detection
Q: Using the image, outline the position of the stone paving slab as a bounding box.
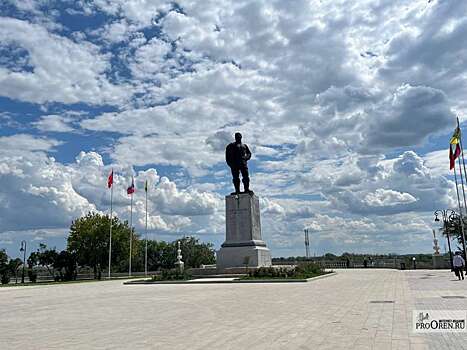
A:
[0,269,466,349]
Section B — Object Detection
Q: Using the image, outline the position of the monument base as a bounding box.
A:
[216,245,272,269]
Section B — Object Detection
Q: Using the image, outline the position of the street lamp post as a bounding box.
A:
[20,240,27,284]
[434,210,455,270]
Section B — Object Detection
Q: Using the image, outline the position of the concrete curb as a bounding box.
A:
[123,271,337,285]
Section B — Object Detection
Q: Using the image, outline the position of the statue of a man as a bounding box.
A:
[225,132,252,194]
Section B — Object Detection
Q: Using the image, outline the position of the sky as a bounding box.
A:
[0,0,466,259]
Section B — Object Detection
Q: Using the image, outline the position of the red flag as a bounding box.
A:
[107,170,113,189]
[127,177,135,195]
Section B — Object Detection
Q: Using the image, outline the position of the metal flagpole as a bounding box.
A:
[129,188,133,277]
[453,161,467,269]
[108,178,113,279]
[456,119,467,211]
[145,182,148,277]
[458,117,467,184]
[456,119,467,271]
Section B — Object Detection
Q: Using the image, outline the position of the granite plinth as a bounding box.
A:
[217,193,272,269]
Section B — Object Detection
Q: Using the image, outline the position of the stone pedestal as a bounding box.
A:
[217,193,272,269]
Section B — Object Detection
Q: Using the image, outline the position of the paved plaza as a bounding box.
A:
[1,269,466,350]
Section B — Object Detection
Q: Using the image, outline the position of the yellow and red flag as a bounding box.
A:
[450,127,461,170]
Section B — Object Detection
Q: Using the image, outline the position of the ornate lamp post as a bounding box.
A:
[19,240,27,284]
[434,210,454,270]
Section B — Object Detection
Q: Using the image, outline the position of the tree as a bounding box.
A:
[0,249,10,284]
[67,212,136,278]
[445,216,466,253]
[28,243,59,279]
[0,249,7,266]
[178,237,215,268]
[133,237,216,272]
[54,250,77,281]
[9,258,23,283]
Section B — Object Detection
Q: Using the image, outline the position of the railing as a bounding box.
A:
[273,259,449,270]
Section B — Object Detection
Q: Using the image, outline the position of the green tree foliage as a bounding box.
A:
[0,251,22,284]
[9,258,23,282]
[67,212,136,277]
[133,237,215,271]
[0,249,10,284]
[28,243,58,278]
[178,236,216,268]
[54,250,77,281]
[0,249,8,266]
[27,244,78,281]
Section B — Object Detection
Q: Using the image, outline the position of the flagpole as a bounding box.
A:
[129,190,133,277]
[456,118,467,270]
[108,178,113,279]
[457,118,467,210]
[453,159,467,268]
[145,183,148,277]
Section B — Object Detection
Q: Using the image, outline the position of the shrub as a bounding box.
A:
[249,266,293,278]
[1,272,10,285]
[294,262,324,277]
[246,263,325,279]
[153,268,192,281]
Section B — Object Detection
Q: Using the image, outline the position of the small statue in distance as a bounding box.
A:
[225,132,252,195]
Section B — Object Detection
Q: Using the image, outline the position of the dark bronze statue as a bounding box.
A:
[225,132,252,194]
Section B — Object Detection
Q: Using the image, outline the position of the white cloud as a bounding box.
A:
[0,17,130,105]
[92,0,172,27]
[0,137,221,240]
[0,134,61,155]
[364,189,417,207]
[32,115,74,132]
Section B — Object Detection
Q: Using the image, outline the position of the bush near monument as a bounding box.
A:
[152,268,192,281]
[242,262,327,280]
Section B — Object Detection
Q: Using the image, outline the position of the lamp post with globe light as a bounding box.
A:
[19,240,27,284]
